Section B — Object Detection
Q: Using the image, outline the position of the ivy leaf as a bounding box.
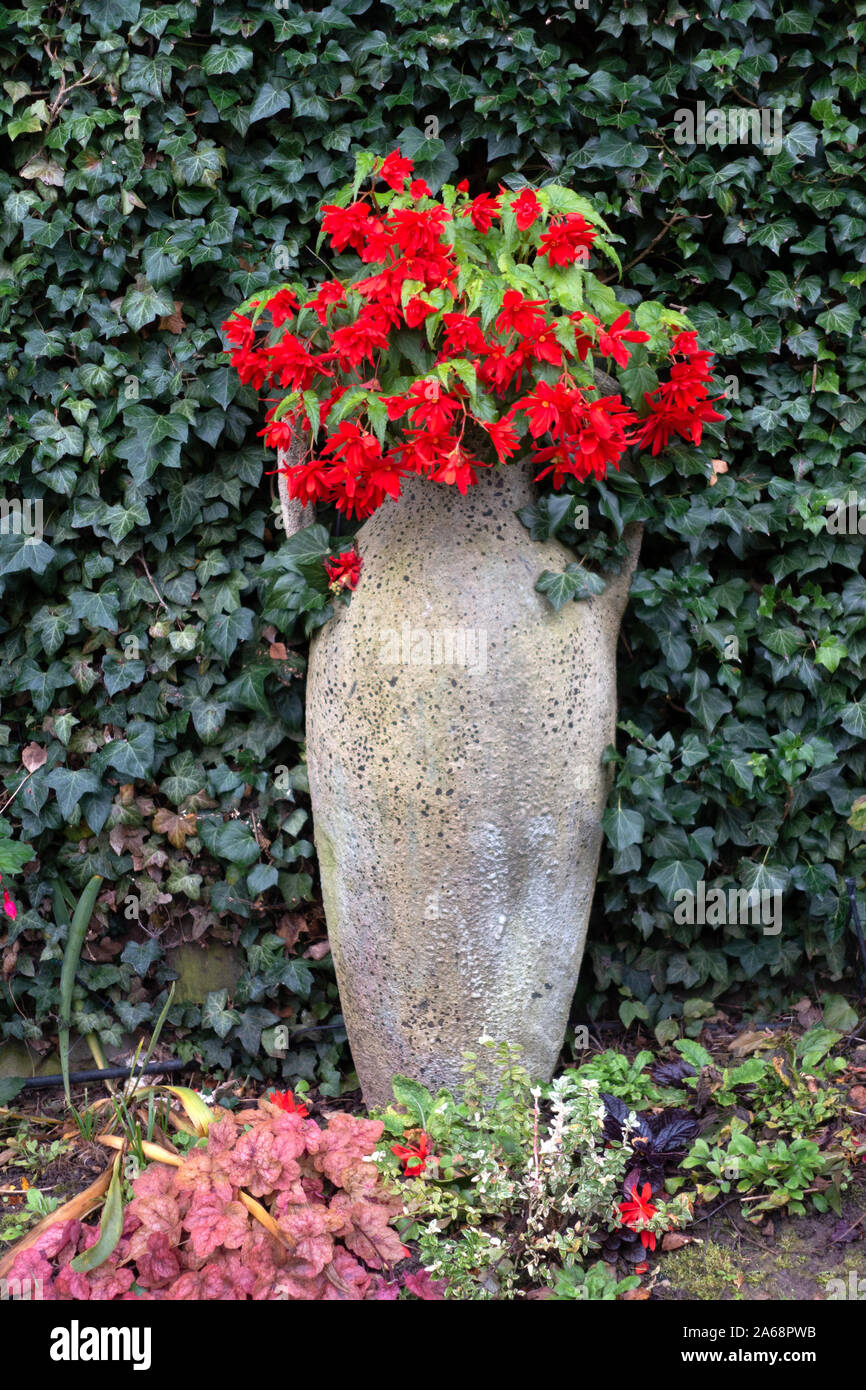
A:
[602,804,645,851]
[46,766,101,820]
[648,858,704,899]
[80,0,140,37]
[205,607,254,661]
[738,860,789,896]
[67,587,120,633]
[120,277,176,330]
[582,129,649,169]
[535,564,605,611]
[203,989,241,1039]
[814,637,846,673]
[249,83,292,124]
[199,818,261,868]
[101,723,156,780]
[840,701,866,739]
[685,684,732,733]
[816,302,858,335]
[202,45,254,76]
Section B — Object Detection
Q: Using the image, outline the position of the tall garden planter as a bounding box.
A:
[231,163,721,1107]
[305,462,642,1107]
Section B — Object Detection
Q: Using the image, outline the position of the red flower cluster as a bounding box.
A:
[324,550,364,591]
[537,213,597,267]
[222,151,724,522]
[633,331,725,455]
[518,381,638,486]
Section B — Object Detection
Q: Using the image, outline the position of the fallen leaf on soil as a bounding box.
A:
[621,1287,650,1300]
[662,1232,690,1251]
[794,998,822,1028]
[729,1029,776,1056]
[830,1217,863,1244]
[849,1086,866,1107]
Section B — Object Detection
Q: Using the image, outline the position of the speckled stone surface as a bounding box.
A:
[306,462,642,1107]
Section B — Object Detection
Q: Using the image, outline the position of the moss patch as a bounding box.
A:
[656,1202,865,1301]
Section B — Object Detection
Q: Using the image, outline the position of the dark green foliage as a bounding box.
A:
[0,0,864,1063]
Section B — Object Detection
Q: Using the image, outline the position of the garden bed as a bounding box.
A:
[3,988,862,1301]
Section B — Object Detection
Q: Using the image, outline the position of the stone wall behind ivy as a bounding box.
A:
[1,0,864,1076]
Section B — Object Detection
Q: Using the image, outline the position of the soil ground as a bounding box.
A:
[655,1200,864,1301]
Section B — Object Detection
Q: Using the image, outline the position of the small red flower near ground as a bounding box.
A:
[391,1131,433,1176]
[267,1089,309,1117]
[618,1182,658,1251]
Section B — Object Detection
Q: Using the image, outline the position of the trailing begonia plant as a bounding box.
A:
[222,147,724,595]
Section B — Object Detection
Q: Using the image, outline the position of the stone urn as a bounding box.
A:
[303,462,642,1108]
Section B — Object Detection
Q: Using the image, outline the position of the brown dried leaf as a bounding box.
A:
[729,1029,776,1057]
[661,1232,690,1251]
[276,913,307,950]
[22,742,47,772]
[158,300,185,334]
[152,808,197,848]
[109,823,147,867]
[86,937,124,963]
[2,942,19,980]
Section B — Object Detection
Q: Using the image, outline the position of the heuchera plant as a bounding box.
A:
[7,1097,443,1301]
[222,149,723,527]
